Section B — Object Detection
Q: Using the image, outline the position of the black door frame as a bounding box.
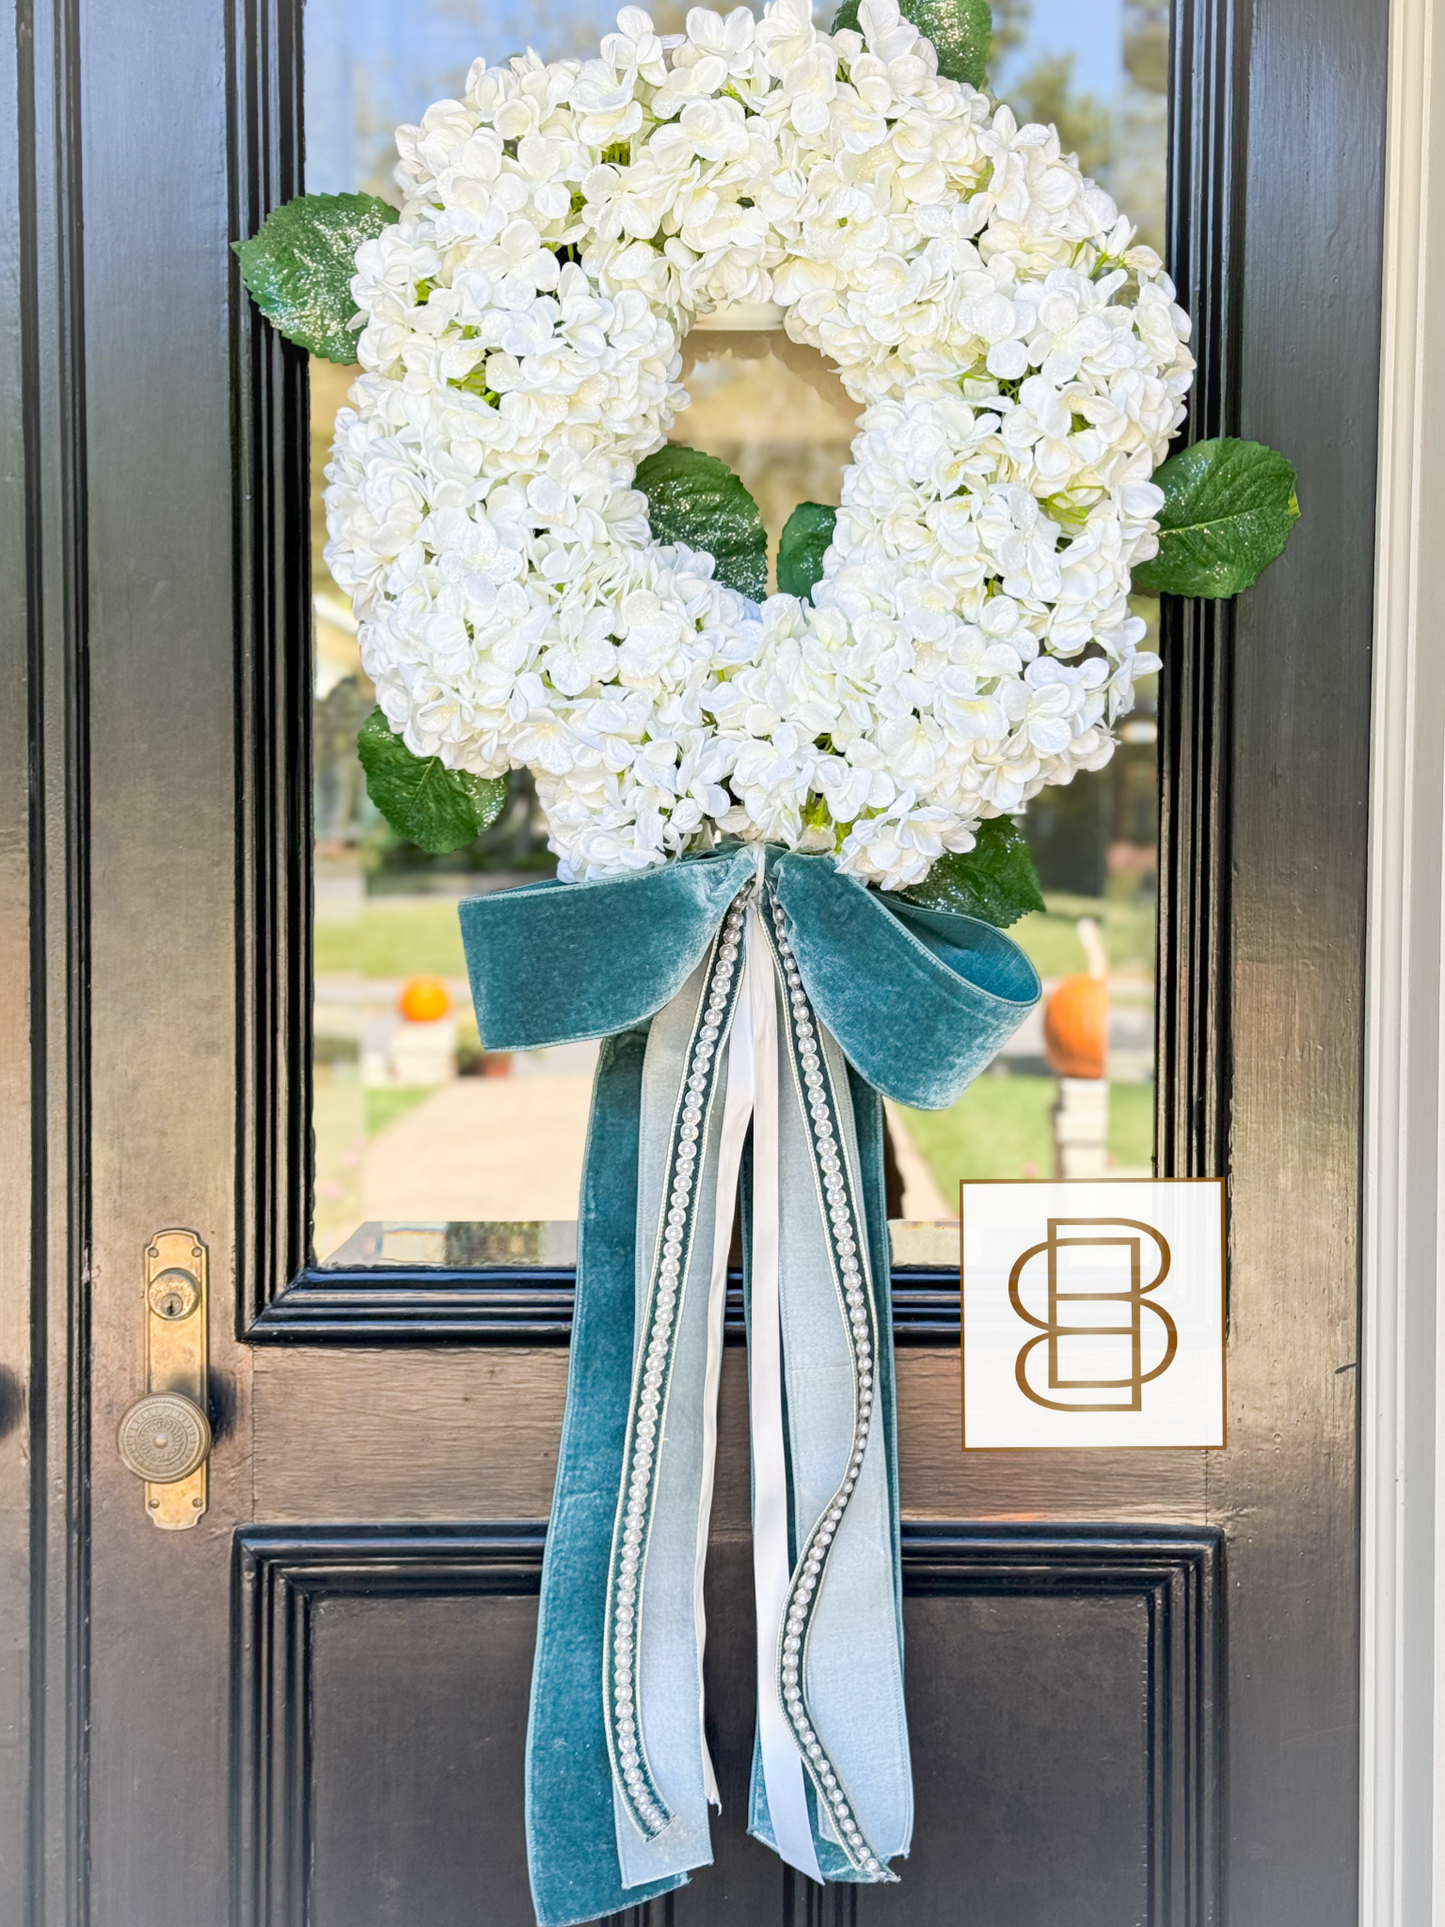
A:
[0,0,1383,1914]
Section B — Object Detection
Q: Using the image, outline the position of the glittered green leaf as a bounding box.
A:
[832,0,991,87]
[634,445,768,602]
[896,817,1046,928]
[233,192,398,363]
[778,502,837,602]
[1132,436,1301,599]
[357,708,508,855]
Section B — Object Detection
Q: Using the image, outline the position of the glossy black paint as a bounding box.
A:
[249,1267,967,1344]
[0,0,1381,1917]
[6,0,94,1916]
[234,1525,1221,1927]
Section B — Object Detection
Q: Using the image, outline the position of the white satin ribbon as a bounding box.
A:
[687,885,821,1877]
[739,897,823,1884]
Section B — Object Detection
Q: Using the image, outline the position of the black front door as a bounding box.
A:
[1,0,1381,1920]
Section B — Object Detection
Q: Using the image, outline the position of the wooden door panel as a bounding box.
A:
[234,1526,1218,1927]
[249,1351,568,1522]
[309,1590,536,1927]
[234,1530,541,1927]
[874,1532,1221,1927]
[896,1355,1212,1522]
[888,1591,1156,1927]
[246,1349,1218,1530]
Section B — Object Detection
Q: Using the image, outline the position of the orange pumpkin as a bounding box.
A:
[1043,973,1108,1080]
[398,974,451,1023]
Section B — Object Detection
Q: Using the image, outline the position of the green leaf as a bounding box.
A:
[832,0,991,87]
[232,192,398,363]
[778,502,837,602]
[896,817,1046,928]
[1132,436,1301,599]
[357,708,508,855]
[634,445,768,601]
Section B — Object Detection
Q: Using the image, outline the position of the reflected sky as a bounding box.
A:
[305,0,1161,232]
[1020,0,1124,97]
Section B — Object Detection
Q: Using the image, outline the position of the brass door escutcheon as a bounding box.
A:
[117,1229,211,1528]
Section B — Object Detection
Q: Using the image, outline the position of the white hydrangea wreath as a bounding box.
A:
[321,0,1194,891]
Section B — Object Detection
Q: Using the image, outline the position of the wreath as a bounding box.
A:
[237,0,1298,925]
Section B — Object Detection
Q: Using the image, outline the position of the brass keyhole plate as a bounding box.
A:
[134,1231,210,1528]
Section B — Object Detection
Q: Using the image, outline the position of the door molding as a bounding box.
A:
[231,1522,1222,1927]
[1157,0,1247,1184]
[244,1264,971,1344]
[1362,0,1445,1913]
[5,0,95,1914]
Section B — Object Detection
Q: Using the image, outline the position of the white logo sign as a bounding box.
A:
[961,1180,1226,1450]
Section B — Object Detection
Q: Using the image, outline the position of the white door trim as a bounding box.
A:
[1363,0,1445,1914]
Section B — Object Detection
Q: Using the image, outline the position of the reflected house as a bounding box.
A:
[313,594,372,852]
[672,321,860,582]
[1025,661,1159,900]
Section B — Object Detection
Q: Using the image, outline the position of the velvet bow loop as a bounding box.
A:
[459,844,756,1049]
[770,851,1042,1111]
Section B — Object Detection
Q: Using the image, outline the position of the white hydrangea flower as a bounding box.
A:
[324,0,1193,890]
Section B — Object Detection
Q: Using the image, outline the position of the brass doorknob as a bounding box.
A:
[116,1392,211,1484]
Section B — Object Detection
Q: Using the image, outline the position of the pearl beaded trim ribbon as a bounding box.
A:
[603,888,749,1843]
[603,855,898,1884]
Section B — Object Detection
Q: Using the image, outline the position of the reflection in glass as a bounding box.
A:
[304,0,1168,1264]
[321,1217,967,1270]
[992,0,1168,255]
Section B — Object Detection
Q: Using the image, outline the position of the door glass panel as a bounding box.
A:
[304,0,1167,1266]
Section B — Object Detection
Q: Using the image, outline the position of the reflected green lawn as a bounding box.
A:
[316,897,470,978]
[904,1076,1154,1188]
[314,889,1152,984]
[313,1069,364,1256]
[366,1085,434,1136]
[1009,891,1155,981]
[313,888,1158,1198]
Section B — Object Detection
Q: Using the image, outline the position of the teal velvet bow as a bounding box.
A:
[459,847,1039,1927]
[461,846,1039,1107]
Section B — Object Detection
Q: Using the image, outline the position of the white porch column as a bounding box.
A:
[1362,0,1445,1912]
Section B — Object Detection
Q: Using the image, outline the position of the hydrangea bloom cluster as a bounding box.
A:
[324,0,1194,889]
